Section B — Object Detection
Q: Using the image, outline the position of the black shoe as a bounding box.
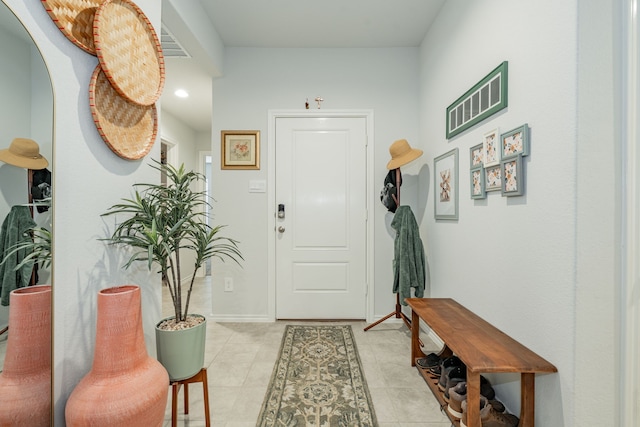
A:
[480,375,496,401]
[442,365,467,400]
[416,352,440,369]
[437,356,464,391]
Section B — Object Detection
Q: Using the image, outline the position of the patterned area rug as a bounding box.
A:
[257,325,377,427]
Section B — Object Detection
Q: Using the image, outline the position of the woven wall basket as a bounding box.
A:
[40,0,104,55]
[89,65,157,160]
[93,0,165,106]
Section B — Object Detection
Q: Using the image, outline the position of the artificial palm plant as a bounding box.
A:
[1,226,52,271]
[101,161,242,326]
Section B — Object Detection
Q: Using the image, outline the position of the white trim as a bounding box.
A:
[622,0,640,425]
[197,150,212,278]
[208,314,272,323]
[267,109,375,322]
[422,320,444,349]
[161,136,179,166]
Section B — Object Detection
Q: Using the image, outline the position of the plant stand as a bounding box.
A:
[170,368,210,427]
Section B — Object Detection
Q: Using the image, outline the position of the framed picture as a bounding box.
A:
[470,166,486,199]
[470,143,483,168]
[434,148,459,220]
[221,130,260,170]
[483,128,500,167]
[485,164,502,192]
[446,61,508,139]
[501,154,524,196]
[501,124,530,159]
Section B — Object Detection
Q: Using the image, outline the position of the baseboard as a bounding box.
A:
[418,318,444,349]
[208,314,272,323]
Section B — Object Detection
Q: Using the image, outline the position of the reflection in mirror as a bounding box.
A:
[0,0,53,423]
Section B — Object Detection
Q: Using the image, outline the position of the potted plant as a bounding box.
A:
[101,161,242,380]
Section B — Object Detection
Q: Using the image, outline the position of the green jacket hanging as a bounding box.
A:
[391,205,425,305]
[0,205,36,305]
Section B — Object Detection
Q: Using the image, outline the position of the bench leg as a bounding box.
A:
[520,372,535,427]
[466,370,481,427]
[410,309,426,365]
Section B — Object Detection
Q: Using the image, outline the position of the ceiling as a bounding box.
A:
[160,0,446,132]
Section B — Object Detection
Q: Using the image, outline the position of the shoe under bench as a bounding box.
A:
[405,298,557,427]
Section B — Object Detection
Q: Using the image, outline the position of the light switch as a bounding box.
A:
[249,180,266,193]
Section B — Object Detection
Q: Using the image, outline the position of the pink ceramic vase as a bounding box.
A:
[0,284,52,427]
[65,285,169,426]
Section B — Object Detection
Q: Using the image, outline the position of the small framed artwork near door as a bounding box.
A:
[221,130,260,170]
[434,148,459,220]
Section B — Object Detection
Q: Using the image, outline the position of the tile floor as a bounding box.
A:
[162,279,452,427]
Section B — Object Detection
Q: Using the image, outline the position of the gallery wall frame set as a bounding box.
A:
[468,123,530,198]
[446,61,508,139]
[221,130,260,170]
[434,148,459,220]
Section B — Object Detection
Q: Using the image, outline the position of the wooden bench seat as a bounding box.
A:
[406,298,557,427]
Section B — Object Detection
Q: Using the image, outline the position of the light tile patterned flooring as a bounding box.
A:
[162,279,451,427]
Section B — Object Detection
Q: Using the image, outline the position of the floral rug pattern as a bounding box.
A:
[257,325,377,427]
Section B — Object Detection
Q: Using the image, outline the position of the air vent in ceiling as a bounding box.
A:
[160,24,191,58]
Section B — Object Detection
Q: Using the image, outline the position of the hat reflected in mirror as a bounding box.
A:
[0,138,49,170]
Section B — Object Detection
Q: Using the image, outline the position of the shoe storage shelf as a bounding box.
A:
[405,298,557,427]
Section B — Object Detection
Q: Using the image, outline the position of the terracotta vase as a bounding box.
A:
[65,285,169,427]
[0,284,52,427]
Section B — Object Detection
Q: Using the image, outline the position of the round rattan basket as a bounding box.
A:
[40,0,104,55]
[93,0,165,106]
[89,65,157,160]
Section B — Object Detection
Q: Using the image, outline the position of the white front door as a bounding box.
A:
[275,116,367,319]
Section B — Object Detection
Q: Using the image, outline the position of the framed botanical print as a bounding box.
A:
[501,154,524,196]
[434,148,459,220]
[221,130,260,170]
[501,124,530,159]
[482,128,500,167]
[470,166,486,199]
[485,164,502,192]
[470,143,483,168]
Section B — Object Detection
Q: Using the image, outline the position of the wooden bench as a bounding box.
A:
[405,298,557,427]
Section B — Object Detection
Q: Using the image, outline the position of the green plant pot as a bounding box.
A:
[155,315,206,381]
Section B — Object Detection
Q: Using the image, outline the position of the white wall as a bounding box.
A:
[418,1,617,426]
[575,0,619,425]
[3,1,164,425]
[210,47,421,320]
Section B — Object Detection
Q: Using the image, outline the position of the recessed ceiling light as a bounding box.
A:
[174,89,189,98]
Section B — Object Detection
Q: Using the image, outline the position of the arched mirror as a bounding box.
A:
[0,0,53,419]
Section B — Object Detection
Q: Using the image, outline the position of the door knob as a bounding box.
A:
[278,226,285,233]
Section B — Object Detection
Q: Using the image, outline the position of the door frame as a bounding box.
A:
[622,0,639,423]
[267,109,375,321]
